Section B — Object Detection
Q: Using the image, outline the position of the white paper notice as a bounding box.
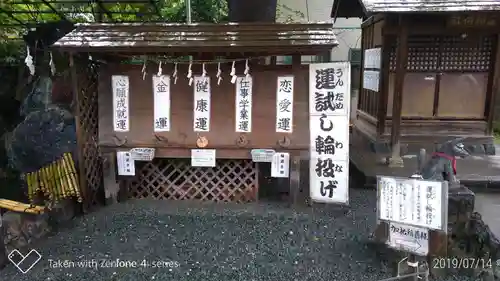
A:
[112,75,130,132]
[235,76,253,132]
[153,75,171,132]
[364,48,381,69]
[130,148,155,161]
[377,177,446,231]
[117,151,135,176]
[191,149,216,167]
[276,76,294,133]
[362,70,380,92]
[309,62,351,205]
[193,76,211,132]
[271,152,290,178]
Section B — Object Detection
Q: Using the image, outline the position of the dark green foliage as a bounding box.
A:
[7,106,76,173]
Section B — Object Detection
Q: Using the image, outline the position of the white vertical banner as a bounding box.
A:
[235,76,253,132]
[309,62,351,204]
[112,75,130,132]
[276,76,294,133]
[153,75,171,132]
[193,76,211,132]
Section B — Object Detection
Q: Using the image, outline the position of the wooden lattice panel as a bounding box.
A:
[390,36,440,71]
[440,35,493,72]
[127,159,258,203]
[390,35,494,72]
[76,59,104,208]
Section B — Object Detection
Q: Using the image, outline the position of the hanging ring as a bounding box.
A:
[196,136,208,148]
[154,134,168,144]
[112,135,127,147]
[236,134,248,147]
[277,136,291,148]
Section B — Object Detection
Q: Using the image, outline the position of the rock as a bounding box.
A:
[19,77,52,117]
[448,185,475,235]
[48,198,76,228]
[2,211,50,253]
[7,106,76,173]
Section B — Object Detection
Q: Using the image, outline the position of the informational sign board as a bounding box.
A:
[193,76,211,132]
[235,76,253,132]
[117,151,135,176]
[377,176,448,231]
[362,70,379,91]
[250,149,275,163]
[152,75,171,132]
[130,148,155,161]
[112,75,130,132]
[387,222,429,256]
[275,76,294,133]
[271,152,290,178]
[363,48,381,69]
[308,62,350,204]
[191,149,216,167]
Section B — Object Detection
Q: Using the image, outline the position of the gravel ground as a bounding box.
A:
[0,188,476,281]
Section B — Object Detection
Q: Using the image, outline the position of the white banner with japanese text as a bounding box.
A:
[309,62,351,204]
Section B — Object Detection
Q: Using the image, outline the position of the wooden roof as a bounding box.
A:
[332,0,500,18]
[51,22,338,55]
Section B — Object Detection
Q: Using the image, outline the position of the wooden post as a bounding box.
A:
[288,156,300,207]
[377,34,391,136]
[388,16,408,168]
[69,54,89,212]
[103,152,120,205]
[486,34,500,134]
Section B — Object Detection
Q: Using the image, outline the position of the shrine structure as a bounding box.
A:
[51,22,337,203]
[331,0,500,183]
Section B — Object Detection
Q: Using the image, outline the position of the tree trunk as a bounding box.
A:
[227,0,277,22]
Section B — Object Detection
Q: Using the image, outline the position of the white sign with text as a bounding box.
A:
[387,222,429,256]
[377,176,448,231]
[309,62,351,204]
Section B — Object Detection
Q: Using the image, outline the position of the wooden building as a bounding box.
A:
[51,22,337,203]
[331,0,500,170]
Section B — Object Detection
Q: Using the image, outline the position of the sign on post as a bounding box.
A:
[308,62,350,204]
[377,176,448,256]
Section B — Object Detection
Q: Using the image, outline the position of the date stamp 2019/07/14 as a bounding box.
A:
[432,258,492,269]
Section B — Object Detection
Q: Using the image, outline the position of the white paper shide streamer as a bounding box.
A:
[187,62,193,86]
[216,62,222,85]
[153,75,171,132]
[142,59,147,80]
[25,46,35,76]
[230,61,236,84]
[112,75,130,132]
[173,63,178,84]
[49,52,56,75]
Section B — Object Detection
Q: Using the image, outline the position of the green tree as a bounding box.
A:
[0,0,229,62]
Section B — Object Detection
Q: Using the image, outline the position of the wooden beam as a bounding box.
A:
[388,16,408,167]
[69,54,89,212]
[486,34,500,134]
[376,34,390,137]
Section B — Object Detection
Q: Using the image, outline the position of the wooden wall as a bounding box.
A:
[98,63,310,158]
[358,16,385,119]
[385,33,494,120]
